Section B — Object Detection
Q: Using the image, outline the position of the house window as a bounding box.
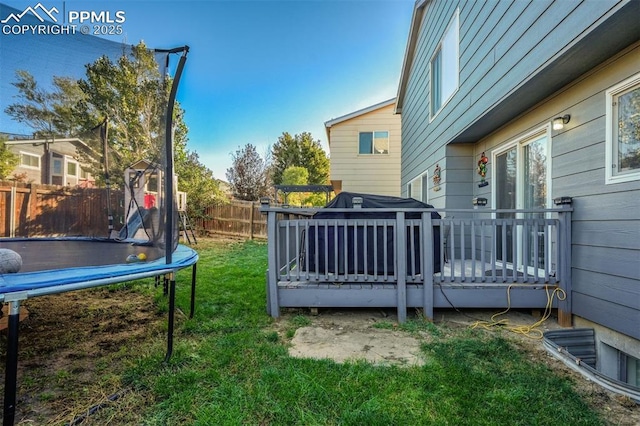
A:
[494,131,550,211]
[359,131,389,154]
[19,152,40,169]
[51,153,63,185]
[67,160,78,177]
[606,72,640,184]
[146,172,159,192]
[620,350,640,387]
[407,171,429,202]
[603,343,640,387]
[430,9,459,118]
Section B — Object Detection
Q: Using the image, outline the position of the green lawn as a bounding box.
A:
[86,239,606,425]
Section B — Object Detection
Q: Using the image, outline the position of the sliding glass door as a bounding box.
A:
[493,130,550,272]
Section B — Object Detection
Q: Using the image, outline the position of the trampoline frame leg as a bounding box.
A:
[2,265,198,422]
[3,301,21,426]
[189,263,197,319]
[164,273,176,363]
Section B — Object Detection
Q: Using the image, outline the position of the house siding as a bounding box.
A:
[7,139,93,186]
[399,0,639,342]
[328,103,401,196]
[473,45,640,340]
[401,0,629,205]
[12,145,43,183]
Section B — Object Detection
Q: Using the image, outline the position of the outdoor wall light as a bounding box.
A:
[472,197,488,207]
[552,114,571,130]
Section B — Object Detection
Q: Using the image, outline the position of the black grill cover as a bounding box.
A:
[304,192,441,275]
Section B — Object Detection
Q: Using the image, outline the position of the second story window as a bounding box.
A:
[430,9,459,118]
[359,131,389,155]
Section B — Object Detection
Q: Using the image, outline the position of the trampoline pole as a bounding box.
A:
[164,273,176,363]
[3,301,21,426]
[164,47,189,265]
[101,117,113,238]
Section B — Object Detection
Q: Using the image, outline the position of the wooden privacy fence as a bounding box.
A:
[0,182,123,238]
[198,200,267,239]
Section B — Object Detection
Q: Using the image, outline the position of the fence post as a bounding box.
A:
[249,201,255,240]
[421,211,434,320]
[396,211,407,323]
[28,184,38,238]
[9,186,16,238]
[554,197,573,327]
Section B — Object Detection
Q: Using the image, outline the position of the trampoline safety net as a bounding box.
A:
[0,2,188,256]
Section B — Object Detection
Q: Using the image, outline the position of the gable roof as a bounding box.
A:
[324,98,397,129]
[324,98,397,143]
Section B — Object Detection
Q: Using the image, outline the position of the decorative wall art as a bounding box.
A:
[433,163,441,191]
[477,152,489,187]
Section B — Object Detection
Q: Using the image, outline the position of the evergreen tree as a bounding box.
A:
[270,132,329,185]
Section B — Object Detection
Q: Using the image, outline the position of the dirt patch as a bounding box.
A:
[0,286,165,425]
[275,307,640,426]
[289,310,426,366]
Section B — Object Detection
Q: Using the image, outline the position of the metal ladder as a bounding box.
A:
[178,210,197,244]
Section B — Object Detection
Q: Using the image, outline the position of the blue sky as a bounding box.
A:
[1,0,415,180]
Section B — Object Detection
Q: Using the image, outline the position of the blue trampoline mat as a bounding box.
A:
[0,238,198,297]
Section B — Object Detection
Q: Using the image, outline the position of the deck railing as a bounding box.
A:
[261,200,573,324]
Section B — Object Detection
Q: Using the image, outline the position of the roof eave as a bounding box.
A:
[324,98,397,129]
[395,0,429,114]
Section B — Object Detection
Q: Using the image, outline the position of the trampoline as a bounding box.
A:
[0,19,194,422]
[0,238,198,425]
[0,238,197,293]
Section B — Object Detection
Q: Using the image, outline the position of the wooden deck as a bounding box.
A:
[261,200,572,324]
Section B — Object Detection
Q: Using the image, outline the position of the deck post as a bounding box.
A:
[555,197,573,327]
[421,211,434,320]
[396,212,407,323]
[262,200,280,317]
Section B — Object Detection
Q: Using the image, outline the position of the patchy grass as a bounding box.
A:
[0,238,629,425]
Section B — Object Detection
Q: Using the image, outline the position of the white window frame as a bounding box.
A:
[407,170,429,202]
[358,131,389,155]
[429,8,459,120]
[491,125,553,275]
[491,126,553,211]
[605,72,640,184]
[19,151,40,169]
[66,158,79,178]
[65,157,79,186]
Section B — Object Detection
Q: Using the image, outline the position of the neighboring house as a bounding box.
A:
[325,98,401,197]
[396,0,639,384]
[5,137,95,187]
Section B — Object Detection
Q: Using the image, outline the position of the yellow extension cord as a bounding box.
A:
[470,285,567,339]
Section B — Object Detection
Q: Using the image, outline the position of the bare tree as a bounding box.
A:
[226,143,270,201]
